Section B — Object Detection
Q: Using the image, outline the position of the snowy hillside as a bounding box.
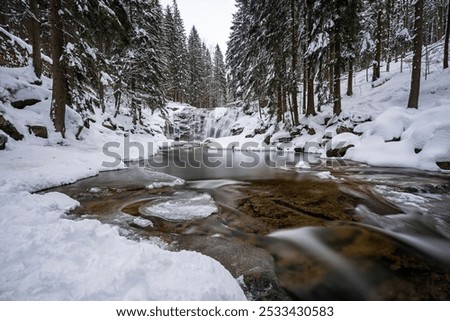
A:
[199,43,450,172]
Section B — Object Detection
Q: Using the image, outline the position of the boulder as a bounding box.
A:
[11,98,41,109]
[307,127,316,136]
[230,127,244,136]
[0,115,23,141]
[27,125,48,139]
[326,144,355,158]
[336,126,354,135]
[0,134,7,150]
[436,162,450,170]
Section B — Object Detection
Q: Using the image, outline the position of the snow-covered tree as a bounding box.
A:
[187,26,204,107]
[212,45,227,107]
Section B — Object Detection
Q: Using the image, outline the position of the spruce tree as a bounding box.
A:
[187,26,203,107]
[212,45,227,107]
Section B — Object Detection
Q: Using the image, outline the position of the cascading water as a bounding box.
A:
[170,106,241,141]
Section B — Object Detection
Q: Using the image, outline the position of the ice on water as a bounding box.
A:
[141,191,218,221]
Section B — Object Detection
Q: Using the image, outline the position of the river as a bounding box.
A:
[52,146,450,300]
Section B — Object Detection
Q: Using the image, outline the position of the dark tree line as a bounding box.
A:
[1,0,228,138]
[227,0,450,124]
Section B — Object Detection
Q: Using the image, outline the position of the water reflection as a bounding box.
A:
[142,147,325,180]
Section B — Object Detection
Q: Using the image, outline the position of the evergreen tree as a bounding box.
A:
[212,45,227,107]
[124,0,166,125]
[187,26,203,107]
[163,0,188,103]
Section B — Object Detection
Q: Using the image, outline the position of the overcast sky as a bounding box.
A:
[160,0,237,53]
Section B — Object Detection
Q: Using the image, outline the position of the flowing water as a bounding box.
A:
[52,147,450,300]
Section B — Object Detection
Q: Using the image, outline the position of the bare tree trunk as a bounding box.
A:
[29,0,42,79]
[50,0,66,137]
[444,0,450,69]
[346,59,353,96]
[407,0,424,109]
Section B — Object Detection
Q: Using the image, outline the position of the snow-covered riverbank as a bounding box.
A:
[0,66,245,300]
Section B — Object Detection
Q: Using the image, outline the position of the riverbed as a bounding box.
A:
[51,147,450,300]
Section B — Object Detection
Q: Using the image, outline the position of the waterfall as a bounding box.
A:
[170,106,241,142]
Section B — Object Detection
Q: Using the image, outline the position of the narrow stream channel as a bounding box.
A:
[51,146,450,300]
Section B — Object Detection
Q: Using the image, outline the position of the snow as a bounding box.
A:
[133,217,154,228]
[0,66,246,300]
[322,44,450,172]
[0,27,53,64]
[344,105,450,171]
[0,192,244,300]
[314,171,337,180]
[140,191,219,221]
[295,161,311,169]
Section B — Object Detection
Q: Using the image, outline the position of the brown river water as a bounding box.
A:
[50,147,450,300]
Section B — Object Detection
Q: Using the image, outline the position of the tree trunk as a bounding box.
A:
[50,0,66,137]
[131,77,137,126]
[29,0,42,79]
[407,0,424,109]
[372,10,382,82]
[444,0,450,69]
[347,59,353,96]
[333,32,342,116]
[328,47,334,100]
[290,0,299,126]
[306,61,316,117]
[275,42,283,123]
[99,72,105,113]
[386,0,392,73]
[0,1,9,30]
[302,65,307,114]
[277,82,283,123]
[114,77,122,117]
